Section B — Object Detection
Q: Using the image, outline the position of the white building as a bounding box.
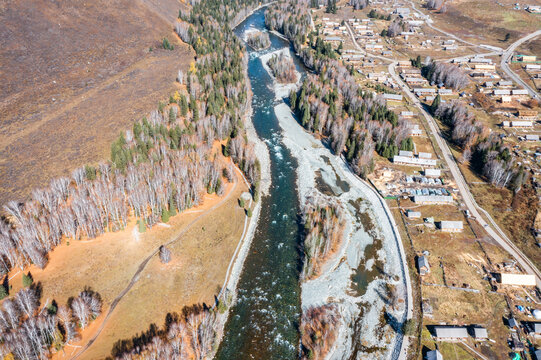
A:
[413,195,453,204]
[393,156,437,167]
[424,168,441,177]
[439,220,463,232]
[498,273,537,286]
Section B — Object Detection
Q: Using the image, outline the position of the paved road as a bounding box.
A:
[500,30,541,98]
[387,61,541,288]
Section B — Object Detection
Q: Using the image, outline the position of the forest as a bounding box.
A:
[267,52,298,83]
[422,61,470,90]
[0,282,101,359]
[246,31,271,50]
[301,195,345,279]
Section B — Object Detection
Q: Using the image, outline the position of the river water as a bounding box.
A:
[216,8,307,360]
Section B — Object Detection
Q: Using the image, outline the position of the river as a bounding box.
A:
[216,8,307,360]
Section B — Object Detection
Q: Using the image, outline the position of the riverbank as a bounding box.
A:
[261,52,407,357]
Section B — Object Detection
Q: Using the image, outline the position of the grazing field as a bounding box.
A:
[415,0,541,46]
[0,0,193,206]
[6,166,249,360]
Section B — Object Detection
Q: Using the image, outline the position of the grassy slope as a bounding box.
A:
[0,0,192,206]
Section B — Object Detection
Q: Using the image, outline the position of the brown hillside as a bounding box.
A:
[0,0,193,206]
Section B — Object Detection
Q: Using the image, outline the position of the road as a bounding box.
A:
[387,61,541,287]
[500,30,541,98]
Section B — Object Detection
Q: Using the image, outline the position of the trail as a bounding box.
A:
[72,176,239,359]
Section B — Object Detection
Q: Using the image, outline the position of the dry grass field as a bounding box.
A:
[0,0,193,206]
[415,0,541,46]
[6,166,250,359]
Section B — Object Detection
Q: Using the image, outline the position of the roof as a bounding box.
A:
[413,195,453,203]
[439,221,463,230]
[499,273,537,286]
[473,327,488,339]
[532,322,541,333]
[418,256,430,270]
[508,317,518,328]
[535,349,541,360]
[426,350,443,360]
[425,169,441,177]
[434,326,468,339]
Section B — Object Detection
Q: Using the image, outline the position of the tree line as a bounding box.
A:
[0,284,101,359]
[431,98,525,190]
[422,61,470,90]
[267,52,298,83]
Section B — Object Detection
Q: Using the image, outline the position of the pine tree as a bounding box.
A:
[161,207,170,223]
[0,284,7,300]
[22,272,33,287]
[430,94,441,114]
[289,90,297,110]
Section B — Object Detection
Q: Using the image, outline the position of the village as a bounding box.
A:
[310,0,541,358]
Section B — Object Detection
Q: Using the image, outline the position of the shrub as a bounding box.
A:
[159,245,171,264]
[0,284,7,300]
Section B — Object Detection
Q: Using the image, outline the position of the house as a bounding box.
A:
[502,121,534,127]
[393,155,437,166]
[501,95,513,104]
[426,350,443,360]
[405,77,427,85]
[395,7,410,15]
[535,349,541,360]
[399,150,414,157]
[424,169,441,177]
[383,93,403,101]
[527,5,541,13]
[529,322,541,335]
[433,326,469,341]
[413,195,453,204]
[472,327,488,340]
[401,111,414,118]
[418,152,432,159]
[526,135,540,141]
[517,55,537,62]
[409,124,423,136]
[325,36,343,43]
[438,89,453,95]
[512,89,529,95]
[438,221,463,232]
[474,64,496,70]
[501,95,512,103]
[508,317,519,328]
[414,88,436,94]
[407,210,421,218]
[526,64,541,70]
[470,57,492,64]
[417,255,430,275]
[494,89,511,95]
[498,80,513,87]
[498,273,537,286]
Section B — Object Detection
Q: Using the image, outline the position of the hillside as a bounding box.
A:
[0,0,192,206]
